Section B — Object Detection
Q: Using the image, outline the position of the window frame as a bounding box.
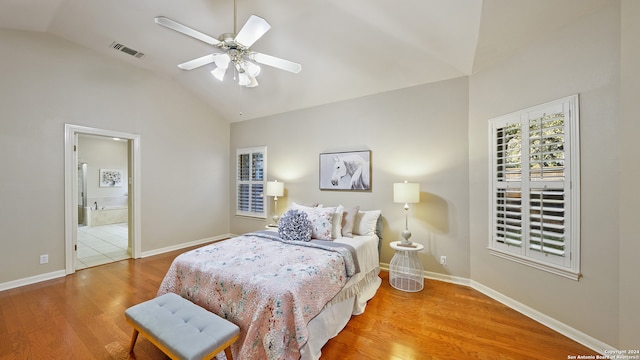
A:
[236,146,267,219]
[488,95,581,280]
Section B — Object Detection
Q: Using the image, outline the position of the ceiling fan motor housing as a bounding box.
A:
[218,33,242,50]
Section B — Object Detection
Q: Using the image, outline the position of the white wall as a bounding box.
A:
[0,29,230,284]
[469,0,621,347]
[231,77,471,278]
[619,0,640,348]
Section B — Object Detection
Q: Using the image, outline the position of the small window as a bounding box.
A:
[236,146,267,218]
[489,95,580,280]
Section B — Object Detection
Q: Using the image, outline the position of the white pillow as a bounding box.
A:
[291,203,336,240]
[298,204,343,239]
[353,209,381,236]
[290,201,318,209]
[292,201,319,208]
[341,205,360,238]
[331,205,344,239]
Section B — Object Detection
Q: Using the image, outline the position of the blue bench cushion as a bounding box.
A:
[125,293,239,360]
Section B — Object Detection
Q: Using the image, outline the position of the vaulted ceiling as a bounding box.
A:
[0,0,611,121]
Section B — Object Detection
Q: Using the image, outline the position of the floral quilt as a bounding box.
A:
[157,231,359,360]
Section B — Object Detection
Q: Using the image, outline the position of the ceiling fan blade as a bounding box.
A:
[155,16,221,46]
[178,54,216,70]
[252,52,302,74]
[234,15,271,48]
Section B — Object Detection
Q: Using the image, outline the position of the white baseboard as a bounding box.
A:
[1,234,231,292]
[423,269,471,287]
[139,234,231,258]
[470,280,617,355]
[0,270,66,292]
[379,262,616,354]
[380,263,470,287]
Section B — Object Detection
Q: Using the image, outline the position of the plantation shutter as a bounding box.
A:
[238,153,250,212]
[236,147,266,218]
[529,188,565,256]
[494,121,523,249]
[527,110,568,265]
[489,95,579,279]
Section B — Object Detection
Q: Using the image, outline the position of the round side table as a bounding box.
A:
[389,241,424,292]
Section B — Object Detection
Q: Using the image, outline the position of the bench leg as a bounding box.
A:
[129,328,139,353]
[224,347,233,360]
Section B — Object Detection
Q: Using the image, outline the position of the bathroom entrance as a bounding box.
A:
[76,134,130,269]
[64,124,141,275]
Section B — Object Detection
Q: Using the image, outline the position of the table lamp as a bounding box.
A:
[393,181,420,245]
[266,180,285,225]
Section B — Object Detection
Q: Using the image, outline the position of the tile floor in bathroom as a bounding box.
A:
[77,222,129,270]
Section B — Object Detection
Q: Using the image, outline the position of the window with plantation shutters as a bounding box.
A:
[489,95,580,280]
[236,146,267,218]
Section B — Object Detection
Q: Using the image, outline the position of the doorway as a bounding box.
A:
[76,135,130,269]
[64,125,141,274]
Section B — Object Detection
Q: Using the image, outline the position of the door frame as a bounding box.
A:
[64,124,141,274]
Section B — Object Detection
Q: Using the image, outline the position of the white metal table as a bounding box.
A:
[389,241,424,292]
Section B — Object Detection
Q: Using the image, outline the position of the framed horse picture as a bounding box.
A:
[319,150,372,191]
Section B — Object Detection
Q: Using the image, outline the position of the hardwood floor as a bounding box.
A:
[0,246,597,360]
[322,272,597,359]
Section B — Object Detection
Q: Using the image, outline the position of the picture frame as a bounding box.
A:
[319,150,372,191]
[99,169,123,187]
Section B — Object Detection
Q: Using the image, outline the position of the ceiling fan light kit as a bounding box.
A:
[154,1,300,88]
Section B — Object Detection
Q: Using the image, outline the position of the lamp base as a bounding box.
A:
[400,229,412,245]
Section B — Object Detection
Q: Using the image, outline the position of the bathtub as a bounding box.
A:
[86,206,128,227]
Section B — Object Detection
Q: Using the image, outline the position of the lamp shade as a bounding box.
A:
[266,180,285,197]
[211,67,226,81]
[393,182,420,204]
[210,54,230,81]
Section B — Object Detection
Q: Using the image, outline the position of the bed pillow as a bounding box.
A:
[291,201,319,208]
[331,205,344,239]
[353,209,381,236]
[291,203,336,240]
[291,202,315,212]
[341,205,360,238]
[278,209,313,242]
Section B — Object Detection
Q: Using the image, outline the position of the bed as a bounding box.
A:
[157,206,382,360]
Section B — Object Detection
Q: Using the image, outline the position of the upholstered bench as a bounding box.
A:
[125,293,240,360]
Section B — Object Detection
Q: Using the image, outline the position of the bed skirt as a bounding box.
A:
[300,267,382,360]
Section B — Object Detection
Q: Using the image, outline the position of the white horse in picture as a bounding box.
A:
[331,154,370,190]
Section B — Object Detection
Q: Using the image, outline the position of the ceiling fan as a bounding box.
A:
[155,1,301,88]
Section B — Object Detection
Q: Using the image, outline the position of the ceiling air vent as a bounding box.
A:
[109,41,145,59]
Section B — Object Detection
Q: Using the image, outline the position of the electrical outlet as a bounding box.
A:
[40,254,48,264]
[440,255,447,266]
